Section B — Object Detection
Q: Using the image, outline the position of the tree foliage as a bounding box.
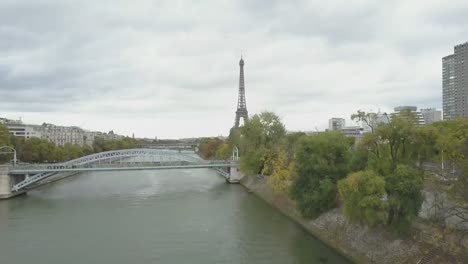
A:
[0,123,14,163]
[238,112,286,174]
[339,111,429,231]
[290,132,352,218]
[197,137,225,160]
[0,130,142,164]
[385,165,424,231]
[338,170,387,226]
[266,150,297,194]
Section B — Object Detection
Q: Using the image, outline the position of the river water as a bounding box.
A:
[0,169,351,264]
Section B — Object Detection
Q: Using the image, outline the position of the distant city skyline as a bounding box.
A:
[1,1,467,138]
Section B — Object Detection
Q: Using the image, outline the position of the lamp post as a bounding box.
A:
[0,146,17,167]
[383,112,391,123]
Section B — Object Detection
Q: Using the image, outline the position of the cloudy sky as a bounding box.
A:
[1,0,467,138]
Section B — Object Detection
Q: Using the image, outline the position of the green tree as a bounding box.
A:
[82,145,94,156]
[0,123,13,163]
[375,112,419,171]
[215,143,230,160]
[338,170,387,226]
[239,112,286,174]
[385,165,424,231]
[290,132,351,218]
[197,137,224,160]
[351,110,379,134]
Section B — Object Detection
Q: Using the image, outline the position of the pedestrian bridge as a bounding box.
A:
[7,148,239,192]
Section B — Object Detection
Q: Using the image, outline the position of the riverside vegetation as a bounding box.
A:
[198,111,468,260]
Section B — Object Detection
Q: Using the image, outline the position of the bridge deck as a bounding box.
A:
[10,163,231,174]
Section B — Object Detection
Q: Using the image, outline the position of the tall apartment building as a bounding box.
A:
[420,108,442,125]
[443,42,468,119]
[328,118,345,131]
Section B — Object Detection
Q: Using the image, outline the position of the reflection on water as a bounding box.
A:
[0,169,351,264]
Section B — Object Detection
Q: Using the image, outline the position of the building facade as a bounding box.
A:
[392,106,425,125]
[35,123,91,146]
[328,118,345,131]
[341,126,363,139]
[1,117,123,147]
[0,119,42,139]
[420,108,442,125]
[443,42,468,119]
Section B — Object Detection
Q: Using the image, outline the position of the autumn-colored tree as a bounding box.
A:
[239,112,286,174]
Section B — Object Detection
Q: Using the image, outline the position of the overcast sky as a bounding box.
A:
[1,0,467,138]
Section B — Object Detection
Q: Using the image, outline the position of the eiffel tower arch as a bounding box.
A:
[234,56,248,128]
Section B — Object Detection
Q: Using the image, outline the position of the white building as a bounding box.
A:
[392,106,425,125]
[341,126,363,139]
[2,117,126,146]
[1,119,42,139]
[420,108,442,125]
[328,118,346,131]
[36,123,88,146]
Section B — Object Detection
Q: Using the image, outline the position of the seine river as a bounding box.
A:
[0,169,351,264]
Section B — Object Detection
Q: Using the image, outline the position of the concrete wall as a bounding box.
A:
[227,161,243,183]
[0,165,12,198]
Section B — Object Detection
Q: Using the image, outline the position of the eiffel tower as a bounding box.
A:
[234,56,248,128]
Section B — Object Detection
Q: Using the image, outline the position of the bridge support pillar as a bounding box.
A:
[0,165,13,199]
[227,161,243,184]
[0,166,25,199]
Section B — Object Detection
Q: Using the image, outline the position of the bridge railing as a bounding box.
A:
[11,159,232,172]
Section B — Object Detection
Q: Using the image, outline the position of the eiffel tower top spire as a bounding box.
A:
[234,56,248,128]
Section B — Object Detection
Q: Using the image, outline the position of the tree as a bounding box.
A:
[290,132,352,218]
[375,112,419,171]
[351,110,379,134]
[359,112,419,175]
[0,123,13,163]
[266,150,297,194]
[338,170,387,226]
[197,137,224,160]
[215,143,230,160]
[385,165,424,231]
[239,112,286,174]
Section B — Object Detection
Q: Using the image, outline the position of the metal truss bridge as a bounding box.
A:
[9,149,233,192]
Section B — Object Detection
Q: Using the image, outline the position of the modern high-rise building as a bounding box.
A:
[328,118,345,131]
[443,42,468,120]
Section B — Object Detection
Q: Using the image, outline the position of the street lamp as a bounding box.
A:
[383,112,391,123]
[0,146,17,167]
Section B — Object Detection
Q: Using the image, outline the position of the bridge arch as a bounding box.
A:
[11,149,218,192]
[61,148,202,166]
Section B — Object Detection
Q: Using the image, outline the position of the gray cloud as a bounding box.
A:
[0,0,466,138]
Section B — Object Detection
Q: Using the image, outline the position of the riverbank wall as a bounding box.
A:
[240,174,450,264]
[0,170,80,200]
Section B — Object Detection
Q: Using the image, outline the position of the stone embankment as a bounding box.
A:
[240,174,465,264]
[0,169,79,199]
